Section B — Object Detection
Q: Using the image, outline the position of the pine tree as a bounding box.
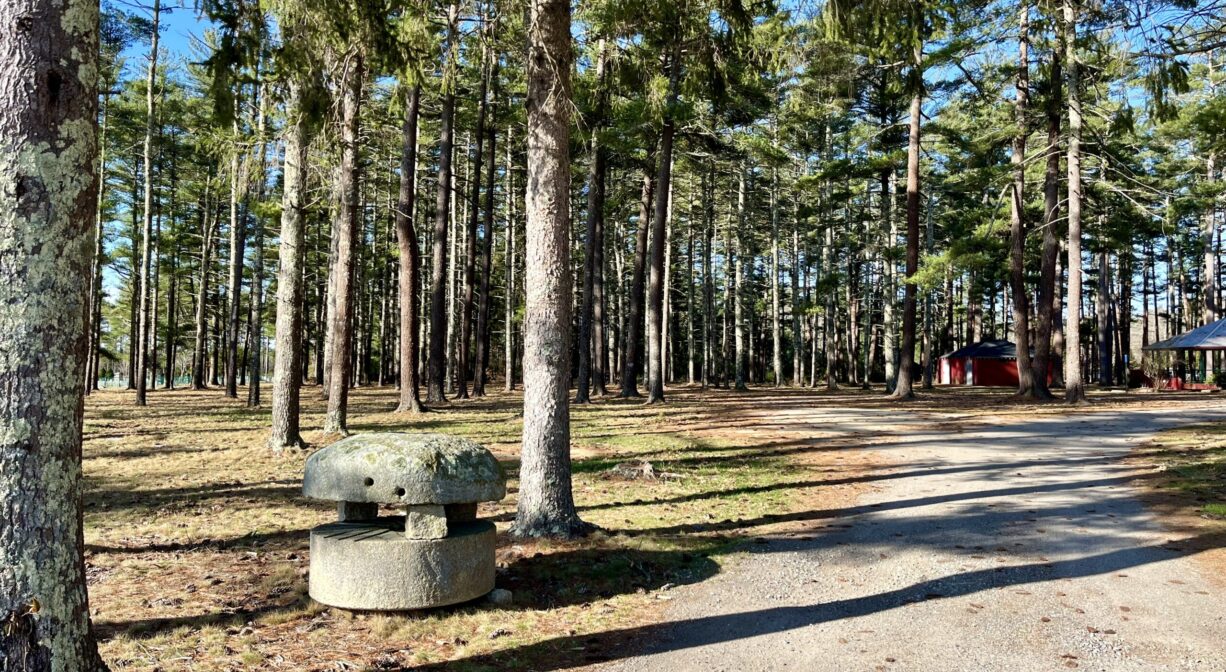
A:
[513,0,592,539]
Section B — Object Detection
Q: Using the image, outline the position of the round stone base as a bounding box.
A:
[309,517,495,611]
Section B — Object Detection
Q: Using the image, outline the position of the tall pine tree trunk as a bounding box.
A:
[504,132,517,391]
[225,102,246,399]
[620,166,653,397]
[1097,249,1113,386]
[269,76,311,448]
[921,191,934,388]
[1063,0,1087,403]
[513,0,590,539]
[428,4,459,404]
[702,163,715,388]
[459,50,489,400]
[646,41,681,404]
[135,0,160,405]
[890,38,923,400]
[247,82,268,407]
[1203,152,1218,327]
[396,85,424,413]
[591,153,608,396]
[734,168,748,390]
[474,68,499,397]
[576,40,609,403]
[1011,4,1037,398]
[193,181,215,389]
[164,230,179,388]
[0,0,109,662]
[882,168,897,389]
[89,92,113,393]
[687,192,697,384]
[825,223,838,390]
[324,53,363,433]
[771,170,783,387]
[1034,41,1062,398]
[792,205,802,387]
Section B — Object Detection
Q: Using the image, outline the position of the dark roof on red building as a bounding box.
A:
[941,340,1020,360]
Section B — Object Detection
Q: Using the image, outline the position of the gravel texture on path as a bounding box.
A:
[605,402,1226,672]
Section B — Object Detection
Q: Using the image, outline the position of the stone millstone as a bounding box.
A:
[302,433,506,505]
[308,519,496,610]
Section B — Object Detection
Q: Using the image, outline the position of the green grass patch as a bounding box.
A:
[1145,424,1226,519]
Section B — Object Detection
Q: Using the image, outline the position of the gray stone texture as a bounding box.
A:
[404,504,448,540]
[302,432,506,505]
[309,518,496,611]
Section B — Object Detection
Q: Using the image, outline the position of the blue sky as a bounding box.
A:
[115,0,212,74]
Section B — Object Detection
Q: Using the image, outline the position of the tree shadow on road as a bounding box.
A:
[408,528,1226,671]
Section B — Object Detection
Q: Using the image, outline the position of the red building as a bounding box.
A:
[938,340,1058,387]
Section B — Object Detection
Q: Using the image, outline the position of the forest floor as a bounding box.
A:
[82,384,1225,671]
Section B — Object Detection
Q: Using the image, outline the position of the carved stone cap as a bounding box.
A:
[303,433,506,505]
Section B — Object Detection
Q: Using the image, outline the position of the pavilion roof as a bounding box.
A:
[1143,318,1226,351]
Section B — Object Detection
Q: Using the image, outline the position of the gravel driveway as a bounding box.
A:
[605,402,1226,672]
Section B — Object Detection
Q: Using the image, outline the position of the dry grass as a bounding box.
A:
[85,383,885,671]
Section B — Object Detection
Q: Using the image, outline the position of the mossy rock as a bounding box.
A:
[303,433,506,505]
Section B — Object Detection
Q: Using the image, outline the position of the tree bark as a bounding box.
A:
[162,144,180,390]
[192,182,215,389]
[771,170,783,386]
[0,0,109,663]
[687,189,697,384]
[224,90,247,399]
[459,46,490,401]
[825,223,838,389]
[474,67,499,397]
[396,85,425,413]
[890,39,922,401]
[1119,250,1133,385]
[324,53,363,434]
[646,41,682,404]
[702,163,715,388]
[89,91,112,393]
[576,40,609,404]
[428,4,459,404]
[620,166,654,397]
[504,130,517,391]
[792,197,803,387]
[1011,4,1037,398]
[1033,35,1062,399]
[128,170,140,390]
[1203,152,1218,326]
[135,0,160,405]
[513,0,591,539]
[734,168,748,390]
[882,161,898,389]
[1063,0,1087,403]
[247,81,269,407]
[921,190,934,388]
[1097,249,1113,386]
[591,156,608,396]
[269,76,311,449]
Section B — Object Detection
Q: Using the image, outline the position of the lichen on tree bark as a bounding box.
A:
[0,0,109,668]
